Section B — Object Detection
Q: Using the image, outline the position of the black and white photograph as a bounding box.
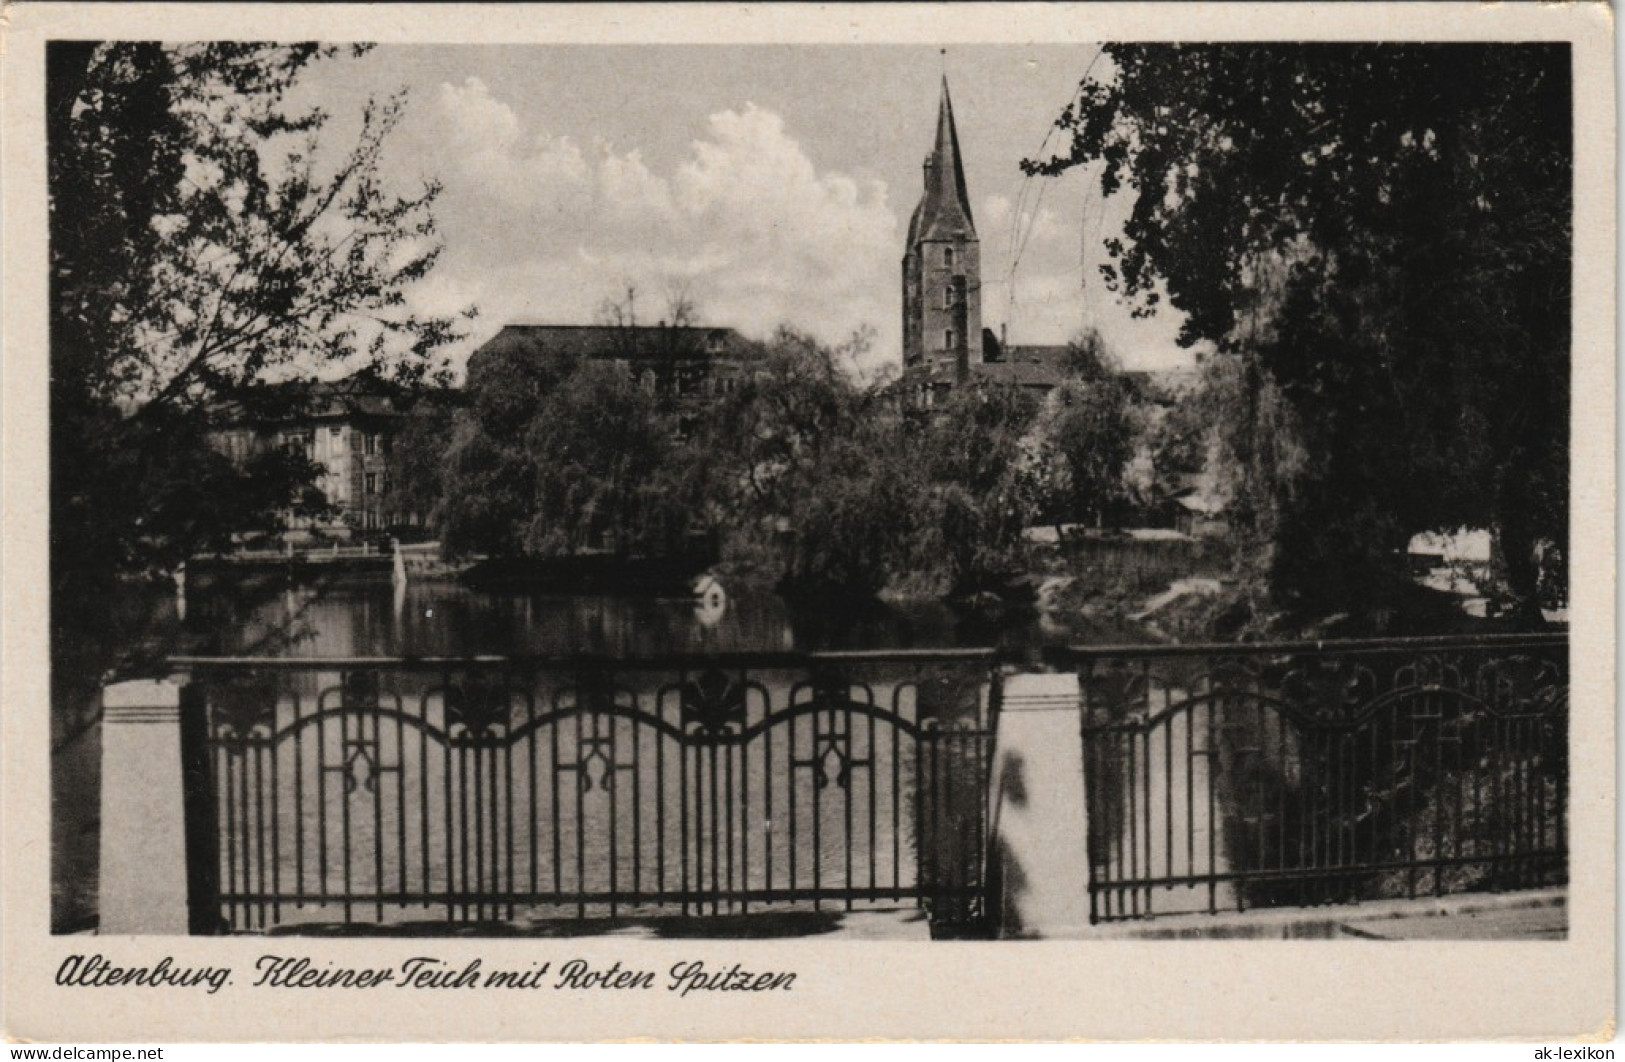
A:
[4,1,1614,1045]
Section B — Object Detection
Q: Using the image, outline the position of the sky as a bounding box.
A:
[293,44,1197,380]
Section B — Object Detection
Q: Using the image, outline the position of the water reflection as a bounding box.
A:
[163,574,1138,659]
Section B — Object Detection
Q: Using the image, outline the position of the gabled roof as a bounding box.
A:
[907,77,976,248]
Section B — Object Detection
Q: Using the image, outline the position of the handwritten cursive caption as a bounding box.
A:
[56,954,794,998]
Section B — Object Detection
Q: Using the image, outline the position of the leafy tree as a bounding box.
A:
[702,329,915,595]
[389,390,461,534]
[1028,376,1138,530]
[440,340,680,560]
[438,342,582,557]
[1025,44,1569,623]
[50,42,467,602]
[1062,327,1119,381]
[912,384,1040,589]
[521,363,675,558]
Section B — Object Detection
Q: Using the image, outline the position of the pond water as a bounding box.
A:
[166,571,1131,660]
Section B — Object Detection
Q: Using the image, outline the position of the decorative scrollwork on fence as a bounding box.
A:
[1279,656,1380,722]
[210,674,279,746]
[916,670,982,727]
[574,717,617,793]
[1475,654,1567,714]
[444,676,513,738]
[813,720,852,789]
[680,668,746,735]
[799,667,856,789]
[332,737,397,795]
[340,669,381,708]
[1080,657,1150,722]
[556,670,636,795]
[1395,653,1465,695]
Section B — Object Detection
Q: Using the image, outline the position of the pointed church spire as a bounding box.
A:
[924,75,975,237]
[903,72,981,375]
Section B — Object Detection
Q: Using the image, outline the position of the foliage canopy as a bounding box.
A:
[49,42,467,600]
[1026,44,1570,622]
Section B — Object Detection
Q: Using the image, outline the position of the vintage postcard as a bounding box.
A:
[2,1,1614,1044]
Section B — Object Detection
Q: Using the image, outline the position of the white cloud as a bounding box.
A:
[435,78,591,211]
[411,86,901,376]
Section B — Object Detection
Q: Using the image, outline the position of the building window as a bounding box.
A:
[944,329,954,350]
[944,247,954,268]
[365,472,378,495]
[943,286,953,310]
[330,426,343,439]
[364,433,377,456]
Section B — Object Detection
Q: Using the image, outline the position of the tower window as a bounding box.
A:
[944,329,955,350]
[944,247,954,268]
[943,287,953,310]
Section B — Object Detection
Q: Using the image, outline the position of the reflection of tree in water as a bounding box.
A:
[52,572,338,750]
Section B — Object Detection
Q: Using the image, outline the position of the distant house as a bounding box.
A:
[209,375,453,538]
[1173,490,1229,538]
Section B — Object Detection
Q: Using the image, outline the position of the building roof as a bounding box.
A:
[906,77,976,248]
[900,338,1198,398]
[971,358,1068,390]
[209,374,440,425]
[470,323,752,371]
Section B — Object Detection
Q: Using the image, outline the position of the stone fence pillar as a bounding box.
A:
[986,671,1092,938]
[98,678,217,934]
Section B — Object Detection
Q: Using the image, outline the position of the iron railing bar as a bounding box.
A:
[1046,633,1566,665]
[169,648,1004,672]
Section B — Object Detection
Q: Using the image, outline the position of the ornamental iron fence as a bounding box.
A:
[1047,634,1568,925]
[169,650,998,936]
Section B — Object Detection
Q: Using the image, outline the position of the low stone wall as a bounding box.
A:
[1024,531,1222,591]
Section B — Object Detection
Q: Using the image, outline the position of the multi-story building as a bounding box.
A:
[210,376,444,537]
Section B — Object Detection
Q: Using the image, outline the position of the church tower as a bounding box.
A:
[902,76,981,379]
